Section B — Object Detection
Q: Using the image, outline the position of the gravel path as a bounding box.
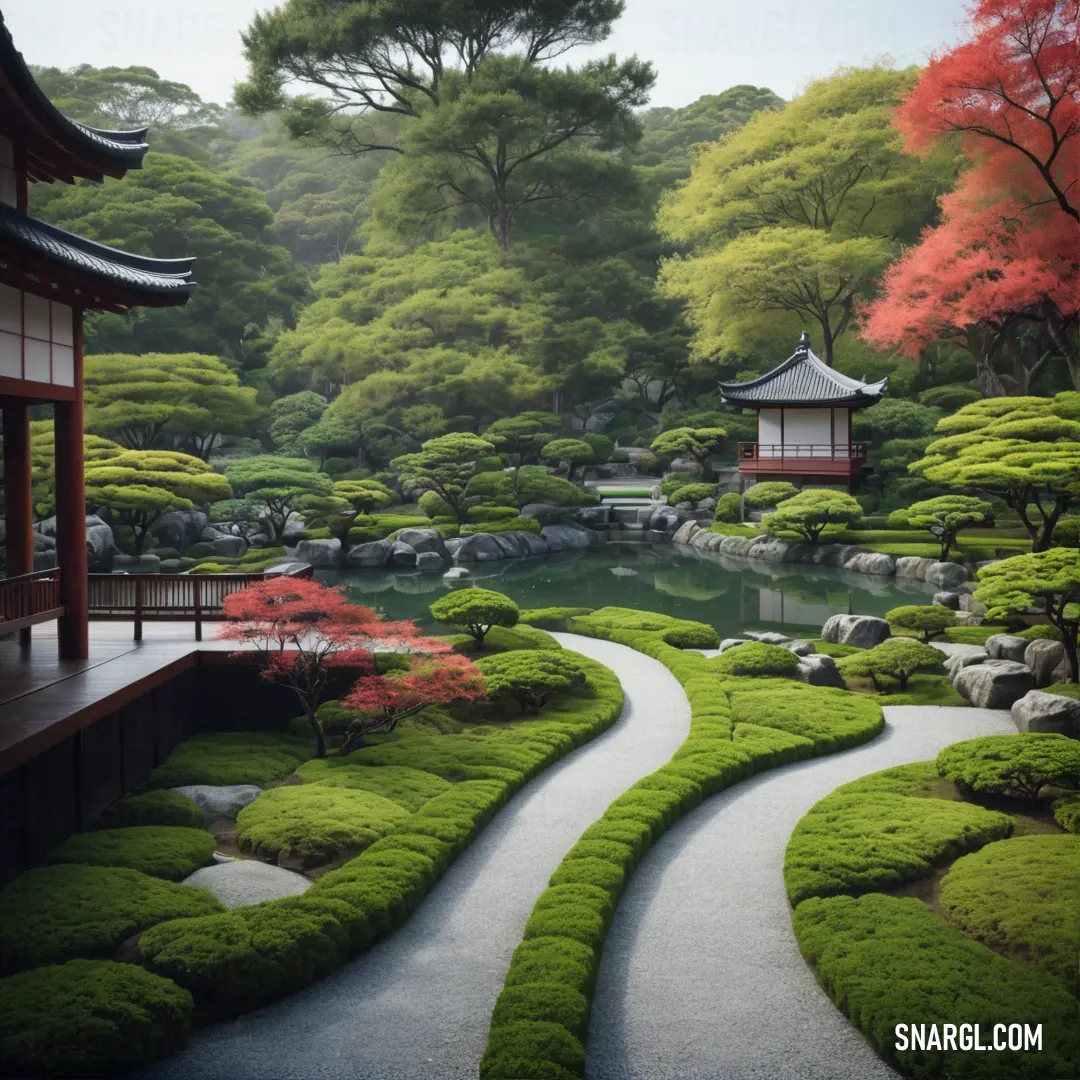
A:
[143,634,690,1080]
[586,704,1017,1080]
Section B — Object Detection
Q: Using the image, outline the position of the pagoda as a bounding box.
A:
[718,332,886,490]
[0,14,197,658]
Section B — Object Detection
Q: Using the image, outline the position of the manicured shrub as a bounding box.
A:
[667,482,717,507]
[1052,793,1080,833]
[764,488,863,542]
[712,492,742,523]
[96,789,204,829]
[793,893,1080,1080]
[47,826,216,881]
[461,516,542,536]
[1014,624,1063,642]
[294,760,452,811]
[0,864,223,975]
[518,607,595,630]
[467,505,520,523]
[480,1022,585,1080]
[887,604,957,643]
[729,684,884,752]
[430,588,521,646]
[489,983,591,1044]
[445,623,561,655]
[143,732,315,789]
[476,650,590,712]
[0,959,193,1078]
[235,786,410,868]
[743,481,797,510]
[661,621,720,649]
[837,638,945,692]
[713,642,799,677]
[936,733,1080,804]
[939,835,1080,989]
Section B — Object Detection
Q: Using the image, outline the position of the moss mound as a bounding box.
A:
[235,786,410,867]
[714,642,799,677]
[0,864,224,975]
[47,826,216,881]
[294,761,453,811]
[97,790,204,829]
[0,959,193,1078]
[446,623,562,655]
[144,732,316,788]
[518,607,595,631]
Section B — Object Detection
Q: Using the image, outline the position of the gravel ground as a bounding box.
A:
[586,704,1017,1080]
[141,634,690,1080]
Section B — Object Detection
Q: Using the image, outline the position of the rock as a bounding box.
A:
[647,506,688,533]
[795,655,846,688]
[113,553,161,573]
[944,652,987,683]
[280,519,307,543]
[698,497,717,511]
[443,566,470,581]
[32,531,56,551]
[744,631,791,645]
[717,638,748,653]
[173,784,262,820]
[954,659,1035,709]
[263,561,310,578]
[958,593,988,616]
[211,535,248,559]
[519,503,563,523]
[986,634,1030,663]
[574,506,610,528]
[200,527,222,542]
[416,550,444,572]
[646,530,671,544]
[1024,639,1067,688]
[346,540,394,568]
[396,528,451,564]
[450,533,505,563]
[1011,690,1080,738]
[934,591,962,610]
[785,640,817,657]
[541,524,593,552]
[674,501,693,511]
[182,860,311,909]
[159,559,182,572]
[842,551,897,576]
[820,614,891,649]
[672,520,702,546]
[925,562,969,589]
[390,540,418,567]
[894,556,935,581]
[295,538,341,569]
[151,510,209,550]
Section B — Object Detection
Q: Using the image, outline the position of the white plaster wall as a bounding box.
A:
[783,408,831,456]
[758,408,781,457]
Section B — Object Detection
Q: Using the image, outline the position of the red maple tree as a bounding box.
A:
[219,577,485,758]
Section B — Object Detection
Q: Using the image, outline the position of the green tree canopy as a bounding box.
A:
[540,438,596,482]
[650,426,727,482]
[910,394,1080,551]
[85,450,231,554]
[21,424,124,520]
[838,638,944,691]
[304,477,398,548]
[225,456,333,541]
[465,466,596,509]
[764,489,863,543]
[429,587,520,646]
[475,649,588,712]
[269,392,329,455]
[743,482,798,510]
[483,413,563,465]
[392,433,498,526]
[83,354,262,459]
[888,496,994,560]
[937,734,1080,804]
[886,605,958,643]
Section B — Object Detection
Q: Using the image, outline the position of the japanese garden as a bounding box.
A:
[0,2,1078,1079]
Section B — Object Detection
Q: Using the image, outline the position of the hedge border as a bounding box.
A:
[480,608,885,1079]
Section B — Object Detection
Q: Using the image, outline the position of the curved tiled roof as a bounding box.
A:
[0,203,196,306]
[718,332,887,407]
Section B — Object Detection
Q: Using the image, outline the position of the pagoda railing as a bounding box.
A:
[739,442,867,461]
[0,569,64,635]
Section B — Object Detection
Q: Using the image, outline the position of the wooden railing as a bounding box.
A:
[88,564,313,641]
[0,569,64,635]
[739,442,868,460]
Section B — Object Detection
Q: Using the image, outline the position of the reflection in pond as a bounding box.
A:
[316,542,938,640]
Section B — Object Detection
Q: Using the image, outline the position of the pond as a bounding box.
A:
[316,542,939,640]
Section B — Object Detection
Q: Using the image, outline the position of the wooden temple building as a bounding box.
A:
[0,13,196,658]
[718,332,887,490]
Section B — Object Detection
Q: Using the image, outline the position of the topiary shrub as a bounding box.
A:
[142,732,315,789]
[713,492,742,523]
[743,481,798,510]
[661,622,720,649]
[1014,624,1063,642]
[467,505,520,523]
[837,638,945,692]
[919,384,981,411]
[430,588,521,647]
[444,623,561,656]
[0,864,224,975]
[887,604,957,643]
[0,959,193,1078]
[294,761,453,811]
[936,733,1080,805]
[764,489,863,542]
[461,516,542,536]
[1051,516,1080,547]
[475,650,591,713]
[713,642,799,677]
[46,827,216,881]
[517,607,595,630]
[235,786,410,868]
[1052,793,1080,833]
[667,482,717,507]
[96,790,204,829]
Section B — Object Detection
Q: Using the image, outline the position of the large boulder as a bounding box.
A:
[925,562,969,589]
[450,532,505,563]
[820,614,891,649]
[113,553,160,573]
[934,591,962,610]
[151,510,209,550]
[390,540,418,567]
[416,550,444,572]
[1011,690,1080,738]
[173,784,262,820]
[672,520,702,546]
[346,540,393,568]
[541,523,593,552]
[443,566,470,581]
[519,503,565,524]
[1024,639,1068,688]
[894,556,936,581]
[396,528,451,564]
[32,530,56,551]
[280,519,307,544]
[211,535,248,559]
[86,522,114,561]
[986,634,1030,663]
[795,654,846,688]
[843,551,897,577]
[785,640,817,657]
[944,652,988,683]
[954,659,1035,709]
[574,506,610,528]
[295,538,341,569]
[647,506,688,533]
[744,631,791,645]
[182,860,311,909]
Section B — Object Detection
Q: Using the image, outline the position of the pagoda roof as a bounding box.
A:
[0,13,149,183]
[0,203,196,311]
[718,332,887,408]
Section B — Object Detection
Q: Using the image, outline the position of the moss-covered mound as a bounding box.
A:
[294,761,453,811]
[714,642,800,677]
[144,732,316,788]
[97,789,204,829]
[939,834,1080,990]
[235,786,410,868]
[518,607,595,631]
[47,826,216,881]
[0,959,193,1078]
[1053,793,1080,833]
[0,864,224,975]
[445,623,562,655]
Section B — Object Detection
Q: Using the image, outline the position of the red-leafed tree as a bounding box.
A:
[219,577,484,758]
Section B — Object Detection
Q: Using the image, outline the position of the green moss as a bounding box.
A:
[793,893,1080,1079]
[97,789,204,829]
[714,643,799,677]
[661,621,720,649]
[47,826,216,881]
[518,607,596,631]
[294,760,453,811]
[938,834,1080,990]
[0,959,193,1078]
[0,864,224,975]
[872,673,967,706]
[445,623,562,655]
[804,638,862,658]
[235,786,410,868]
[1053,793,1080,833]
[461,516,542,536]
[1045,682,1080,701]
[144,732,316,789]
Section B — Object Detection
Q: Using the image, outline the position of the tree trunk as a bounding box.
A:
[1062,628,1079,684]
[304,703,326,759]
[966,326,1008,397]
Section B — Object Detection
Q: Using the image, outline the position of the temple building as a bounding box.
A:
[718,332,886,490]
[0,14,197,658]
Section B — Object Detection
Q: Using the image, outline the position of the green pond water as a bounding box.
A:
[315,542,938,639]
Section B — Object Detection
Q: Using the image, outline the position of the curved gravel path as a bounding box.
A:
[587,704,1017,1080]
[144,634,690,1080]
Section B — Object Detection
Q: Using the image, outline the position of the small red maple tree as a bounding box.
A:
[219,577,485,758]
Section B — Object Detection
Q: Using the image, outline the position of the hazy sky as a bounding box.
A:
[6,0,970,110]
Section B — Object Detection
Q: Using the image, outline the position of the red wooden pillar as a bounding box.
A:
[54,309,88,659]
[3,397,34,646]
